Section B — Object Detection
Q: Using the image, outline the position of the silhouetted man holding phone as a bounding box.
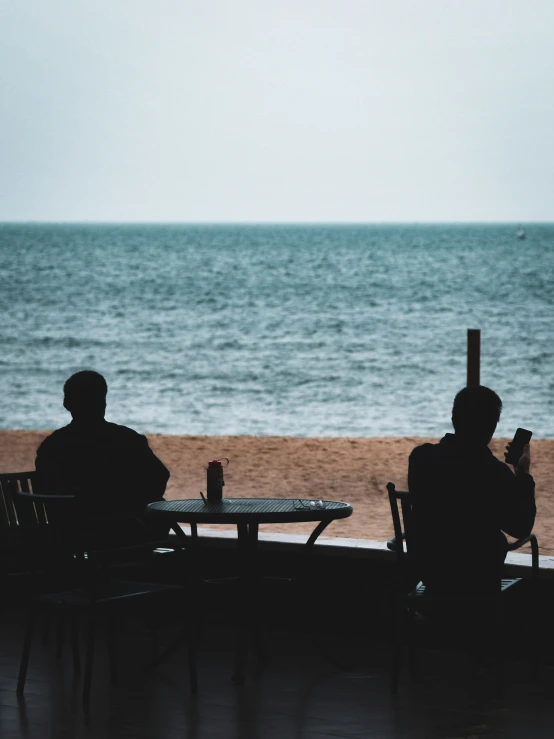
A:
[35,371,169,536]
[408,386,535,595]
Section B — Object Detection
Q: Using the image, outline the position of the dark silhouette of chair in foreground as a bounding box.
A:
[0,474,197,713]
[0,471,54,577]
[387,482,539,696]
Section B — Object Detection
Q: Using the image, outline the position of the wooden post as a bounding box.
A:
[467,329,480,387]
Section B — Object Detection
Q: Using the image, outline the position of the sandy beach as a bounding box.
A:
[2,431,553,553]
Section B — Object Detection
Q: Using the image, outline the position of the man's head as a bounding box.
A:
[63,371,107,420]
[451,385,502,445]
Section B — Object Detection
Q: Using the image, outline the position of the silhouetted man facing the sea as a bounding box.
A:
[35,371,169,530]
[409,386,536,595]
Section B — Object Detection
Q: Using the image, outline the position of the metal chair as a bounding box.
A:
[387,482,539,696]
[0,470,181,585]
[0,471,49,573]
[5,482,197,713]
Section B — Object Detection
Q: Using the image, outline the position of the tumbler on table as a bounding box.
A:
[207,459,225,502]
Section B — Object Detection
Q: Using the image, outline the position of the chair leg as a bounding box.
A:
[71,613,81,675]
[40,611,51,647]
[391,595,404,696]
[407,603,418,682]
[494,599,505,697]
[82,607,97,712]
[528,580,540,681]
[56,608,66,660]
[148,610,159,663]
[107,612,118,684]
[17,606,38,697]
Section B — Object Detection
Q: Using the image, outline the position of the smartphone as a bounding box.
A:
[505,427,532,466]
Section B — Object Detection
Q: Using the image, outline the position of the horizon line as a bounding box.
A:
[1,220,553,226]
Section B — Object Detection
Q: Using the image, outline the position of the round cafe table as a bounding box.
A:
[147,497,353,683]
[147,497,353,550]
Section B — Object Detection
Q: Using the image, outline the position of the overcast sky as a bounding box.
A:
[1,1,553,222]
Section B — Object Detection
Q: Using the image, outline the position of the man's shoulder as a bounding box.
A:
[38,422,149,453]
[103,422,148,445]
[37,425,73,452]
[409,441,437,462]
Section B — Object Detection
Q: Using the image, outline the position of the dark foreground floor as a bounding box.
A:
[2,603,554,739]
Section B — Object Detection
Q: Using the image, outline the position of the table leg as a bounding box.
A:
[247,524,267,669]
[295,519,348,669]
[170,523,191,552]
[300,520,331,574]
[232,522,262,685]
[232,523,249,685]
[232,517,337,683]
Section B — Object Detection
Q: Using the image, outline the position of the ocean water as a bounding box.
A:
[0,223,553,437]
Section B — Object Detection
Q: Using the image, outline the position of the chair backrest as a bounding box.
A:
[0,472,49,529]
[387,482,417,567]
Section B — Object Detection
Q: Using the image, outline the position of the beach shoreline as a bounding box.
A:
[2,430,553,552]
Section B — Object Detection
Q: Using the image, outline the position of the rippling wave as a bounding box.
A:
[1,223,553,437]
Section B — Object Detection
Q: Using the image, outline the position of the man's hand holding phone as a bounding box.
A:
[517,444,531,475]
[505,438,531,475]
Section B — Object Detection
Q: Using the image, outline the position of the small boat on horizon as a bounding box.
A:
[516,226,526,240]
